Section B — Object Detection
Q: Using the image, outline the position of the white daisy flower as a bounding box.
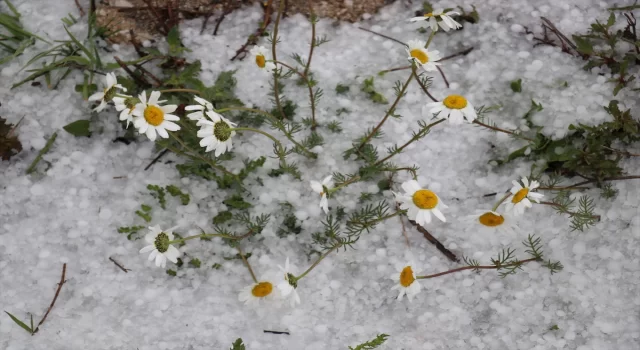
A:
[409,9,462,32]
[132,91,181,141]
[423,94,477,124]
[196,110,237,156]
[88,72,127,112]
[406,39,441,72]
[390,263,422,301]
[503,177,544,215]
[238,278,279,306]
[139,225,181,268]
[250,45,276,73]
[277,257,301,307]
[467,209,518,235]
[310,175,333,214]
[112,96,136,128]
[395,180,447,226]
[185,96,214,121]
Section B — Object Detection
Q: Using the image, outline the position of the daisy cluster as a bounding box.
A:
[87,7,548,306]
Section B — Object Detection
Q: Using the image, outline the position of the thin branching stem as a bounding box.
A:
[231,126,288,168]
[374,118,446,166]
[357,72,414,151]
[357,27,406,46]
[538,201,601,221]
[416,258,539,279]
[271,0,287,120]
[274,60,317,130]
[295,244,341,281]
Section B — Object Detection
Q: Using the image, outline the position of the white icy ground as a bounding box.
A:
[1,0,639,349]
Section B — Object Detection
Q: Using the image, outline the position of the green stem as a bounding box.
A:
[425,30,436,49]
[303,4,316,78]
[374,118,445,166]
[328,176,361,194]
[215,107,317,159]
[294,244,341,281]
[357,72,414,152]
[270,0,287,121]
[492,193,512,211]
[274,60,317,130]
[238,245,257,283]
[168,131,238,180]
[170,230,254,244]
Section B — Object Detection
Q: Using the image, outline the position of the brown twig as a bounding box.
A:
[230,0,274,61]
[74,0,85,17]
[33,264,67,334]
[407,220,459,262]
[603,146,640,157]
[114,56,150,87]
[144,149,169,171]
[109,257,131,273]
[440,46,474,61]
[436,65,450,88]
[264,330,290,335]
[213,8,232,36]
[134,63,163,87]
[417,258,538,279]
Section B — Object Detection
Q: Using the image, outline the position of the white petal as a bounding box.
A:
[431,207,446,222]
[139,245,155,254]
[408,16,427,22]
[156,126,169,139]
[106,72,117,87]
[185,105,204,111]
[522,177,530,188]
[165,245,180,263]
[320,195,329,214]
[88,92,104,101]
[148,250,158,261]
[155,253,165,267]
[148,91,162,106]
[161,121,180,132]
[146,127,157,141]
[310,181,323,193]
[402,180,422,194]
[138,90,148,104]
[161,105,178,114]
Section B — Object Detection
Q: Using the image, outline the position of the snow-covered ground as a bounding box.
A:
[1,0,639,349]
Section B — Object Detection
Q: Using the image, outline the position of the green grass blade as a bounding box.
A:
[4,311,33,334]
[4,0,21,18]
[63,26,94,62]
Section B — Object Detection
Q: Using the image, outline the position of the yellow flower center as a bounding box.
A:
[255,54,266,68]
[144,105,165,126]
[424,12,434,17]
[443,95,468,110]
[410,49,429,64]
[251,282,273,298]
[412,189,438,209]
[478,212,505,227]
[399,266,415,287]
[512,188,529,203]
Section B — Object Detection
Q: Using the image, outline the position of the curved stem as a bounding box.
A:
[215,107,317,158]
[472,120,534,142]
[374,118,446,166]
[413,67,438,102]
[538,201,601,221]
[159,88,201,95]
[168,132,238,179]
[328,175,361,194]
[416,258,539,279]
[492,193,512,211]
[231,126,288,168]
[295,244,341,281]
[357,72,414,151]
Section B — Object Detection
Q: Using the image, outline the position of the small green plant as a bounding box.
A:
[348,334,389,350]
